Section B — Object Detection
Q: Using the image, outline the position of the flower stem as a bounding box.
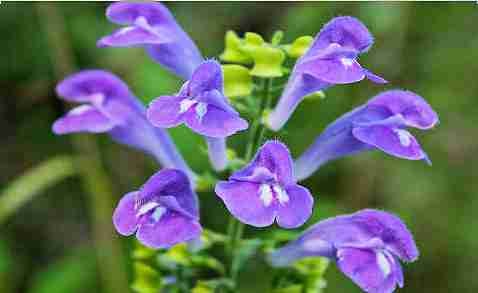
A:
[227,77,274,286]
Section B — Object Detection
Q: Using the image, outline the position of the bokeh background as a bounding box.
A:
[1,2,477,293]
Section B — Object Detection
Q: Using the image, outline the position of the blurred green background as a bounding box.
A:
[1,2,477,293]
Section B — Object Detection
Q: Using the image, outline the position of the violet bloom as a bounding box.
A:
[267,16,387,131]
[98,2,203,80]
[52,70,195,182]
[147,60,248,170]
[113,169,201,249]
[269,209,419,293]
[294,90,439,181]
[215,141,313,228]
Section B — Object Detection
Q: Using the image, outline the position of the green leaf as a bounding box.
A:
[284,36,314,58]
[27,249,98,293]
[222,64,253,98]
[0,155,76,224]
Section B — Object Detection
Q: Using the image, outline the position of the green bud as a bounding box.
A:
[284,36,314,58]
[249,45,286,77]
[244,32,265,48]
[220,31,252,64]
[222,64,253,98]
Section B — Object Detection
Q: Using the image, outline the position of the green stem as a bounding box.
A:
[228,78,274,287]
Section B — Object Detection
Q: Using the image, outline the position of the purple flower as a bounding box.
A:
[294,90,439,181]
[113,169,201,249]
[267,16,387,131]
[269,209,419,293]
[147,60,248,170]
[52,70,195,182]
[215,141,313,228]
[98,2,203,80]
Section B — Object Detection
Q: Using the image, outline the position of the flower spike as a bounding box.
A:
[294,90,439,181]
[267,16,387,131]
[269,209,419,293]
[98,2,203,80]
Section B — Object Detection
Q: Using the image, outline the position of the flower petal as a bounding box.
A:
[105,2,175,26]
[276,184,314,228]
[147,95,185,128]
[187,60,223,97]
[139,169,199,218]
[102,2,203,80]
[52,105,115,134]
[231,140,295,185]
[367,90,439,130]
[55,70,133,103]
[347,209,419,262]
[184,104,248,138]
[215,181,276,227]
[97,25,169,48]
[136,211,202,249]
[337,248,399,293]
[113,192,139,236]
[197,89,238,115]
[299,57,366,84]
[308,16,374,56]
[352,125,426,160]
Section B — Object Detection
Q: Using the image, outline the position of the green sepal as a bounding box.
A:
[284,36,314,58]
[220,31,252,64]
[222,64,253,98]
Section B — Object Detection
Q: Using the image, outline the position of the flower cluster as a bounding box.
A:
[52,2,438,293]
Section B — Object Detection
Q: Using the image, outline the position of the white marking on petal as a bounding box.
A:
[394,129,412,147]
[302,238,329,252]
[376,251,392,277]
[179,99,197,113]
[340,58,354,67]
[195,102,208,122]
[89,93,105,107]
[117,26,135,36]
[137,201,160,217]
[151,206,167,222]
[70,105,92,115]
[259,184,274,207]
[273,185,289,205]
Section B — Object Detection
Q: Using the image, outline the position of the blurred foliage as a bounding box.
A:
[1,2,477,293]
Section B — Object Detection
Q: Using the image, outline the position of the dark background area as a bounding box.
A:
[1,2,477,293]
